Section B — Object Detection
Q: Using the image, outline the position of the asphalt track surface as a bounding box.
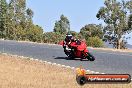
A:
[0,40,132,76]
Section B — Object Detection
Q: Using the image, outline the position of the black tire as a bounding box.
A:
[67,56,74,59]
[66,51,75,59]
[86,52,95,61]
[76,75,87,85]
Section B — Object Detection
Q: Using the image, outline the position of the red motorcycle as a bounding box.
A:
[63,40,95,61]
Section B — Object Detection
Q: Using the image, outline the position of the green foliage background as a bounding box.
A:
[0,0,131,48]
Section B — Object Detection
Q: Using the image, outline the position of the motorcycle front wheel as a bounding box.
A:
[86,52,95,61]
[65,51,75,59]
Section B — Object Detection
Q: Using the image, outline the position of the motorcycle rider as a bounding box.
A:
[63,32,74,50]
[63,33,95,60]
[63,33,73,58]
[63,32,81,58]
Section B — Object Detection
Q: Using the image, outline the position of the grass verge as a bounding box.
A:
[0,54,131,88]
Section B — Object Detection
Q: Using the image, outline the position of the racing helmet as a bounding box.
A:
[66,32,73,41]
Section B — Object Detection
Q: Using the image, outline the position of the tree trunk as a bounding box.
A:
[117,38,122,49]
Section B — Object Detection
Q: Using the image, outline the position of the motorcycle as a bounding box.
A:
[63,40,95,61]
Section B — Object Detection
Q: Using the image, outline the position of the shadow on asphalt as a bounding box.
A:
[54,57,89,61]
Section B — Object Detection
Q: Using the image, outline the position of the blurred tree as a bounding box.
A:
[26,8,34,21]
[5,0,44,42]
[25,8,34,40]
[128,14,132,29]
[27,24,43,42]
[6,0,16,39]
[126,0,132,13]
[6,0,27,40]
[53,14,70,34]
[43,32,65,44]
[86,36,104,47]
[96,0,132,49]
[80,24,103,39]
[0,0,7,38]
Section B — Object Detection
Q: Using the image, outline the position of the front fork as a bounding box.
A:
[81,51,87,59]
[81,50,92,59]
